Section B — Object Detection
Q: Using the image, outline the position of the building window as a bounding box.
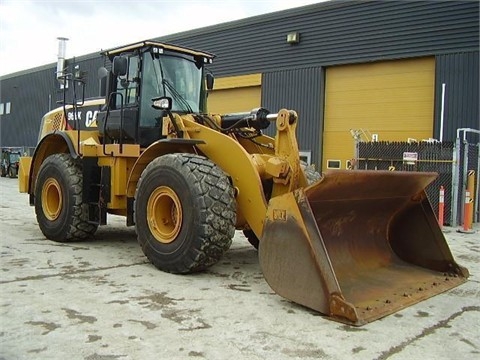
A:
[299,151,312,165]
[5,102,11,114]
[327,159,341,169]
[0,103,4,115]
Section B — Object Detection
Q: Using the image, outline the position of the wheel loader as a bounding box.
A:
[18,40,468,325]
[1,148,21,178]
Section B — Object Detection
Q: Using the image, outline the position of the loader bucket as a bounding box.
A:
[259,170,468,326]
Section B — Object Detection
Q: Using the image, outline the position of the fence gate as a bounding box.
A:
[452,130,480,225]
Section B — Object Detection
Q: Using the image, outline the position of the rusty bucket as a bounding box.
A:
[259,170,468,325]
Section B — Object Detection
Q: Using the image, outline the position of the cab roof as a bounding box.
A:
[101,40,215,60]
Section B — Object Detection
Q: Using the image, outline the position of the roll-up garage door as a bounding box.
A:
[323,57,435,170]
[207,74,261,114]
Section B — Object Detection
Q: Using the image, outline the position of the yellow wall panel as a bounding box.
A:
[213,74,262,90]
[208,87,261,114]
[323,57,435,170]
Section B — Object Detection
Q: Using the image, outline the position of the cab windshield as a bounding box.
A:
[142,52,202,115]
[9,153,20,162]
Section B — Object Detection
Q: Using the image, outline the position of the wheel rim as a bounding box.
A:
[42,178,62,221]
[147,186,182,244]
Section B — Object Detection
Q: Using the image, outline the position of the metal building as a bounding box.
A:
[0,0,478,170]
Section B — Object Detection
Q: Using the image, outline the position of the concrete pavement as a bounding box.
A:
[0,176,479,360]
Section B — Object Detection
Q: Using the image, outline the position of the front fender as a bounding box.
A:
[126,139,202,198]
[124,139,202,226]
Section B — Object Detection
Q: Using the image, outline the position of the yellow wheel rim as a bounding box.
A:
[42,178,62,221]
[147,186,182,244]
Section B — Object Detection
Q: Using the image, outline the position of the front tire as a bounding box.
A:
[243,229,259,249]
[135,153,236,274]
[35,153,98,242]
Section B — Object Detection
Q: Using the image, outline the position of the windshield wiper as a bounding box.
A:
[162,79,193,113]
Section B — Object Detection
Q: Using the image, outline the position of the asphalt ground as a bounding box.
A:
[0,175,479,360]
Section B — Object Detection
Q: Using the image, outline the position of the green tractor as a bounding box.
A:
[1,148,22,178]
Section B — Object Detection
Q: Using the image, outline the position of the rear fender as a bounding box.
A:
[28,132,76,196]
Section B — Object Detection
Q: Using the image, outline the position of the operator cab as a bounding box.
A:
[97,41,214,147]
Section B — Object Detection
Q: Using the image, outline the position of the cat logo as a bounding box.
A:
[67,110,98,127]
[85,110,98,127]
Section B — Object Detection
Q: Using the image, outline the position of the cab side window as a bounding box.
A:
[116,56,139,108]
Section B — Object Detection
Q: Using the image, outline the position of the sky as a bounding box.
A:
[0,0,322,77]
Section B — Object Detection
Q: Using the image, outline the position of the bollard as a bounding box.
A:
[458,190,475,234]
[438,186,445,229]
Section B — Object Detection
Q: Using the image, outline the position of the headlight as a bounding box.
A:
[152,96,172,110]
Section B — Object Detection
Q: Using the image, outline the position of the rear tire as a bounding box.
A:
[135,153,236,274]
[8,166,17,178]
[35,153,98,242]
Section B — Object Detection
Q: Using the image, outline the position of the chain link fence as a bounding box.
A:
[355,140,479,226]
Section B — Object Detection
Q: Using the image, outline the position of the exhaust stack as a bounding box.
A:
[56,37,69,85]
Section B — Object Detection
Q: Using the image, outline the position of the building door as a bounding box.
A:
[323,57,435,170]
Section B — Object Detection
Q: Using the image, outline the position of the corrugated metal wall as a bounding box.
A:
[0,0,478,147]
[160,0,479,76]
[0,68,56,148]
[262,67,324,166]
[434,51,480,142]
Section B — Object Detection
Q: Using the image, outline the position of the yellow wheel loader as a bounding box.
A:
[18,41,468,325]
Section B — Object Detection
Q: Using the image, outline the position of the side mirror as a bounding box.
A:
[112,56,128,77]
[206,73,214,90]
[98,67,108,97]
